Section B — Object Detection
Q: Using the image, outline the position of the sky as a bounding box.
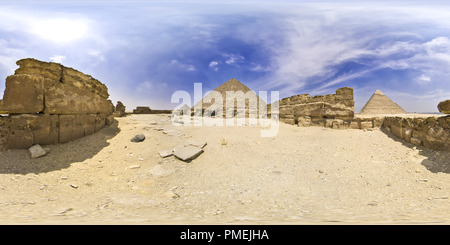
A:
[0,0,450,113]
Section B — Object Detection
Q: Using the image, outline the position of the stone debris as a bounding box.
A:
[173,145,204,162]
[28,144,47,158]
[130,134,146,142]
[158,149,173,158]
[128,164,141,169]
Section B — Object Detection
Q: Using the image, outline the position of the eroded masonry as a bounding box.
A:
[0,58,114,150]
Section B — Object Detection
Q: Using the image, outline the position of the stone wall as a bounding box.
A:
[383,116,450,151]
[0,58,114,150]
[277,87,355,125]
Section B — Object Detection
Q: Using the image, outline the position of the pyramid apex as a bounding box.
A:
[374,89,384,95]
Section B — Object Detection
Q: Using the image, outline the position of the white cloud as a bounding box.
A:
[223,53,245,65]
[170,59,196,72]
[209,61,219,67]
[49,55,66,63]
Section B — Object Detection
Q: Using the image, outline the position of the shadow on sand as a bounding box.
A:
[0,119,121,175]
[379,127,450,174]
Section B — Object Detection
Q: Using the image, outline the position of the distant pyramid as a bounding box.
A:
[193,78,266,117]
[360,89,406,114]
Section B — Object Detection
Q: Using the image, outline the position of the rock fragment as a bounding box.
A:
[28,144,47,158]
[131,134,146,142]
[173,145,204,162]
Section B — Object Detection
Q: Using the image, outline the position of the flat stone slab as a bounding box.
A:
[29,144,47,158]
[158,149,173,158]
[186,140,207,148]
[173,145,204,162]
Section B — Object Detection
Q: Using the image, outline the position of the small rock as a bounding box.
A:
[165,190,180,199]
[221,138,228,146]
[128,164,141,169]
[130,134,146,142]
[28,144,47,158]
[158,149,173,158]
[70,184,78,189]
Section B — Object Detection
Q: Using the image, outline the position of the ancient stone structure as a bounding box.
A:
[192,78,266,118]
[383,116,449,151]
[360,89,406,114]
[438,100,450,114]
[133,106,152,114]
[0,58,114,150]
[277,87,354,125]
[113,101,126,117]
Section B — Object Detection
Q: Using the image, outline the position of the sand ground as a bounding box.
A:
[0,114,449,224]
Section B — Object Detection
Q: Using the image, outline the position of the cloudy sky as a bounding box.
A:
[0,0,449,113]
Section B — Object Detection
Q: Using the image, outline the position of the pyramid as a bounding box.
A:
[193,78,266,117]
[360,89,406,114]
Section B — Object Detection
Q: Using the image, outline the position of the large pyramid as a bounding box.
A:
[360,89,406,114]
[193,78,266,117]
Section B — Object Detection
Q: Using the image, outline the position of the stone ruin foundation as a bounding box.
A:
[0,58,114,150]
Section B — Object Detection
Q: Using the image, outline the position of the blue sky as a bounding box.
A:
[0,0,450,113]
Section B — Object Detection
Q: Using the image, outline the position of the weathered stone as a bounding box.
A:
[44,78,114,115]
[131,134,146,142]
[158,149,173,158]
[410,137,422,146]
[360,120,373,130]
[173,145,204,162]
[29,144,47,158]
[114,101,126,117]
[133,106,152,114]
[280,118,295,125]
[59,115,85,143]
[297,116,311,127]
[28,114,59,145]
[1,74,45,114]
[438,100,450,114]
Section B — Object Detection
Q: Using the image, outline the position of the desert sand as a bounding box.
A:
[0,114,449,224]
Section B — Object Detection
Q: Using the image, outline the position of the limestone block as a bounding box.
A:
[173,145,204,161]
[44,78,114,115]
[360,120,373,130]
[297,116,311,127]
[402,128,412,142]
[332,119,344,129]
[336,87,354,100]
[410,137,422,146]
[2,74,45,114]
[15,58,62,82]
[349,120,360,129]
[373,117,385,128]
[293,102,324,117]
[7,130,33,149]
[59,115,85,143]
[391,125,403,138]
[323,103,354,119]
[62,66,109,99]
[438,100,450,114]
[27,114,59,145]
[280,118,295,125]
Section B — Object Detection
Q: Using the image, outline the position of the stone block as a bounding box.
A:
[28,114,59,145]
[44,78,114,115]
[391,125,403,138]
[438,100,450,114]
[280,118,295,125]
[2,74,45,114]
[62,66,109,99]
[293,102,324,117]
[297,116,311,127]
[410,137,422,146]
[373,117,385,128]
[15,58,62,82]
[59,115,85,143]
[402,128,412,142]
[7,129,33,149]
[360,120,373,130]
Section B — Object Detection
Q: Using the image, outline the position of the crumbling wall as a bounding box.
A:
[383,116,450,151]
[0,58,114,150]
[278,87,355,125]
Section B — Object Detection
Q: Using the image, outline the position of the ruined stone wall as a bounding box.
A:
[0,58,114,150]
[277,87,355,125]
[383,116,450,151]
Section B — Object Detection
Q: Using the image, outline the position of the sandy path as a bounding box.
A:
[0,114,449,224]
